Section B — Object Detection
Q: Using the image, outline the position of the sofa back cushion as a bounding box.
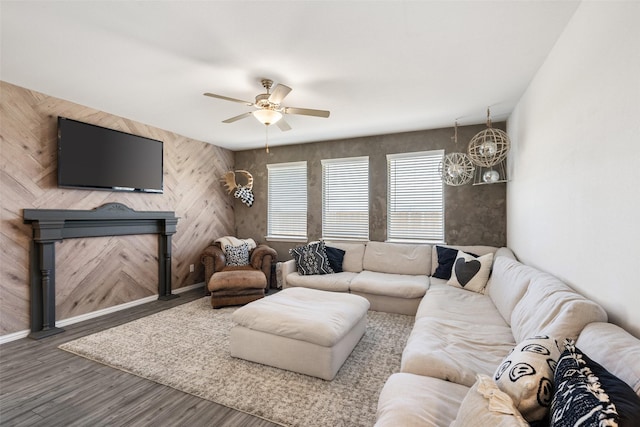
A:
[488,257,539,325]
[430,245,497,276]
[323,241,366,273]
[363,241,431,275]
[510,273,608,343]
[576,322,640,396]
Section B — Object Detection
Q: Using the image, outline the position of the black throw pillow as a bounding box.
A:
[433,246,478,279]
[325,246,345,273]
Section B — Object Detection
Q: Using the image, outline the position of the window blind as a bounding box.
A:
[322,156,369,240]
[387,150,444,243]
[267,161,307,239]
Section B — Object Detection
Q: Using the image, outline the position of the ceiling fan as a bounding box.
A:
[204,79,330,132]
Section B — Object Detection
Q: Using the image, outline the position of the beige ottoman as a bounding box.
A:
[230,287,370,380]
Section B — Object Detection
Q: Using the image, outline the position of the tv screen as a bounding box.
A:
[57,117,163,193]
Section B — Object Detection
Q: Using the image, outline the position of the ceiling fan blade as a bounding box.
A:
[276,118,292,132]
[204,92,253,106]
[284,107,330,118]
[268,84,292,104]
[222,112,253,123]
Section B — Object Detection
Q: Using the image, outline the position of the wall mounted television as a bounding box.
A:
[57,117,164,193]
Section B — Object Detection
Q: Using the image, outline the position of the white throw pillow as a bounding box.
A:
[447,251,493,293]
[451,374,529,427]
[493,335,561,422]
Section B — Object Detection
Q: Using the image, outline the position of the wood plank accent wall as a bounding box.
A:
[0,81,234,335]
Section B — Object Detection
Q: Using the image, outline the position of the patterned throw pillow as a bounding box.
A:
[494,335,561,422]
[224,243,250,266]
[447,251,493,293]
[551,340,640,427]
[289,241,335,276]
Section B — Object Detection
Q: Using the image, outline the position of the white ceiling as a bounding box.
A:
[1,1,579,151]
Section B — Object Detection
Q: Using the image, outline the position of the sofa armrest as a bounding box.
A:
[280,259,297,288]
[201,245,226,285]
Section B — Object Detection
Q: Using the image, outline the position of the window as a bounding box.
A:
[387,150,444,243]
[267,161,307,240]
[322,156,369,240]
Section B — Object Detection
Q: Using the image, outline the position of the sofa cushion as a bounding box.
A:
[285,271,356,293]
[576,322,640,395]
[416,284,508,326]
[510,273,608,343]
[401,316,515,387]
[451,374,529,427]
[349,270,429,299]
[289,241,334,275]
[488,257,539,325]
[323,241,366,273]
[430,244,497,276]
[447,251,493,293]
[375,373,469,427]
[494,336,561,422]
[362,241,431,275]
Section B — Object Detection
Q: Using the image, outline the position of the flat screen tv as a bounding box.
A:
[57,117,163,193]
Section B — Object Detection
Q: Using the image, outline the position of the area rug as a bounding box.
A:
[59,297,414,427]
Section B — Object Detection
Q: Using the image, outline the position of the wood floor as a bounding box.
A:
[0,288,280,427]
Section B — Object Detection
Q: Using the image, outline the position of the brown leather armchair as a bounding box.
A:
[201,241,277,308]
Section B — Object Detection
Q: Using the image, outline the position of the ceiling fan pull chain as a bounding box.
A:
[265,126,270,153]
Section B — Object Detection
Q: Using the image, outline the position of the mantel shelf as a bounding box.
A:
[23,203,179,339]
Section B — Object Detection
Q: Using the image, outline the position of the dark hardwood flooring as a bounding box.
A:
[0,288,280,427]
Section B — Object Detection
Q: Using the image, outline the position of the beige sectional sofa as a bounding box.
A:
[281,241,496,315]
[280,241,640,425]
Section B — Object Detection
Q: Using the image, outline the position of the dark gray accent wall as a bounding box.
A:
[233,124,506,260]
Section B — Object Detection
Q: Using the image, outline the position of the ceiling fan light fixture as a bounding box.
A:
[253,109,282,126]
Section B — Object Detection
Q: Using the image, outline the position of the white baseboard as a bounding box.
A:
[0,283,205,345]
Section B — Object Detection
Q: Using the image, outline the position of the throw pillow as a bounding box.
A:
[224,242,250,266]
[289,241,335,276]
[433,245,478,279]
[494,335,561,422]
[447,251,493,293]
[325,245,345,273]
[551,340,640,427]
[451,374,529,427]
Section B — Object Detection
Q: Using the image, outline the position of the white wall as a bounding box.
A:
[507,1,640,338]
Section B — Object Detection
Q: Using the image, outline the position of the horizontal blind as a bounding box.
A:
[387,150,444,242]
[322,157,369,240]
[267,162,307,239]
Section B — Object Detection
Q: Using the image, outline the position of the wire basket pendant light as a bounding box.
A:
[440,121,475,186]
[467,108,510,168]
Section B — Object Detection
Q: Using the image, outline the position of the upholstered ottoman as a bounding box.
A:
[230,287,370,380]
[208,269,267,309]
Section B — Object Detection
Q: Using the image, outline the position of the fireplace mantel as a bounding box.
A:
[23,203,179,339]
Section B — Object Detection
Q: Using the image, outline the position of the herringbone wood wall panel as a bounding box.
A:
[0,81,235,335]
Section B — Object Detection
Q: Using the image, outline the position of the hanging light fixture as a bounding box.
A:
[253,109,282,126]
[440,121,475,186]
[467,107,510,168]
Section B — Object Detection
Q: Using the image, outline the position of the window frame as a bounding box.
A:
[321,156,370,241]
[387,150,445,244]
[266,161,308,242]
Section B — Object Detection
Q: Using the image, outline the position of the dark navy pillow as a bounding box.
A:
[325,246,345,273]
[433,246,478,279]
